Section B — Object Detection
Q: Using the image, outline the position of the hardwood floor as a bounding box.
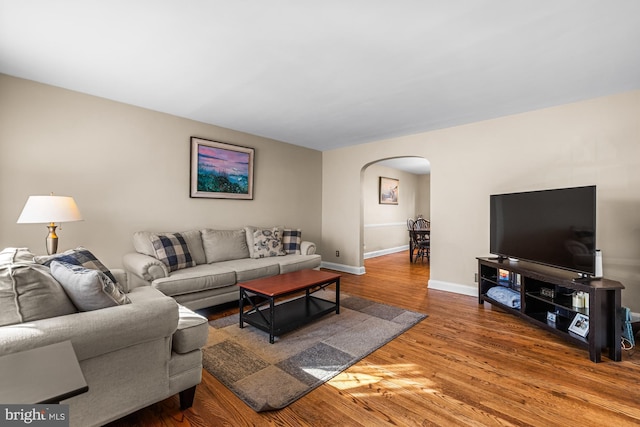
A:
[109,252,640,426]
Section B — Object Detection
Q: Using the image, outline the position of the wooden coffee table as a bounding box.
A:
[239,269,341,343]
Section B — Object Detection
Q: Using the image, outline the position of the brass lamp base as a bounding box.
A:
[46,223,59,255]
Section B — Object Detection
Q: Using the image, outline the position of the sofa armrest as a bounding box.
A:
[123,252,169,283]
[111,268,131,293]
[173,305,208,354]
[0,286,179,361]
[301,241,316,255]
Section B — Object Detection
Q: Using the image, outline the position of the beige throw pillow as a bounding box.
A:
[0,247,77,326]
[202,229,250,263]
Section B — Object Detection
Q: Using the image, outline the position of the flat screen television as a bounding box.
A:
[490,185,596,276]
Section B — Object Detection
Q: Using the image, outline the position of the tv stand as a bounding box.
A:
[477,257,624,363]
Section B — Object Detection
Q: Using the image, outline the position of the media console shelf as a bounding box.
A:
[477,257,624,363]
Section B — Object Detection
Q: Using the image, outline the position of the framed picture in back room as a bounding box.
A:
[379,176,399,205]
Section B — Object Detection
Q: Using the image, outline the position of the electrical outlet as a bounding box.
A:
[474,273,478,283]
[336,250,340,257]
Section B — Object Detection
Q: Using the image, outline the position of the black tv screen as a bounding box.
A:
[490,186,596,275]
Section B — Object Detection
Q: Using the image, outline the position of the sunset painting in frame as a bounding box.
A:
[190,137,254,199]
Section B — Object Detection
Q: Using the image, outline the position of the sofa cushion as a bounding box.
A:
[35,247,118,284]
[152,264,237,297]
[252,228,286,258]
[50,261,131,311]
[134,230,207,265]
[173,305,208,354]
[278,254,322,274]
[150,233,196,272]
[201,229,249,263]
[0,247,35,265]
[0,248,77,326]
[282,228,302,255]
[220,257,282,282]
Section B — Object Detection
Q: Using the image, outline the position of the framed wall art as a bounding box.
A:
[379,176,399,205]
[190,137,254,199]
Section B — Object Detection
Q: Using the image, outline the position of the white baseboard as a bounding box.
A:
[364,245,409,259]
[428,279,477,297]
[320,261,366,275]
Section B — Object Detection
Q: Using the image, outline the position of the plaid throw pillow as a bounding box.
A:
[35,246,119,285]
[282,228,302,254]
[150,233,195,272]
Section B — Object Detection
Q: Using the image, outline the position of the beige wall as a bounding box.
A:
[416,174,431,219]
[323,90,640,310]
[0,75,322,268]
[3,74,639,310]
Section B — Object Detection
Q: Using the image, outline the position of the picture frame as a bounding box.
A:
[498,269,510,282]
[379,177,399,205]
[568,313,589,337]
[190,137,254,199]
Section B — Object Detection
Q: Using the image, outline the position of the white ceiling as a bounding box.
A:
[376,157,431,175]
[1,1,639,158]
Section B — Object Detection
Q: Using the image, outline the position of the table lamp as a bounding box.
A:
[17,194,83,255]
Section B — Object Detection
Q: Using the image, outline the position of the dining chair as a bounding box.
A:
[414,218,430,230]
[411,220,430,262]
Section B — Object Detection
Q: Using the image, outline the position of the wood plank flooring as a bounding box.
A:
[108,252,640,426]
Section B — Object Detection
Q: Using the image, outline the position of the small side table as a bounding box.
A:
[0,340,88,404]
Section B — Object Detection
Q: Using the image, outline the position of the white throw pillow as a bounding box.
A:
[0,248,77,326]
[252,228,286,258]
[50,261,130,311]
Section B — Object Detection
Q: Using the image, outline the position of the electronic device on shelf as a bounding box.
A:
[490,185,596,277]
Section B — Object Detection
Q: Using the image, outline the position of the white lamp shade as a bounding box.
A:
[17,195,83,224]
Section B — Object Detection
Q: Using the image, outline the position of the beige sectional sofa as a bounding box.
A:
[0,247,208,427]
[123,226,322,310]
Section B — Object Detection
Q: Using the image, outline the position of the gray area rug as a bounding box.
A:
[202,291,427,412]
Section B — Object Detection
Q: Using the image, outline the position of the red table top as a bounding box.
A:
[238,269,341,297]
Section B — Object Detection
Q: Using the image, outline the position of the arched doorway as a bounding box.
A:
[360,157,430,266]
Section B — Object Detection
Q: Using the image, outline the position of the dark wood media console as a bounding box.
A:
[477,257,624,363]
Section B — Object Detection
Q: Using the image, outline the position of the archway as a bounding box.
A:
[360,156,431,268]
